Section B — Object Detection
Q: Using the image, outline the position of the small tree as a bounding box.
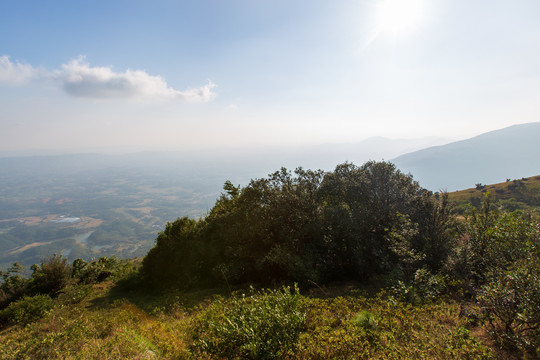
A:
[479,259,540,352]
[0,263,29,309]
[31,254,71,296]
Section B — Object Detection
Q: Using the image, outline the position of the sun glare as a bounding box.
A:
[375,0,426,36]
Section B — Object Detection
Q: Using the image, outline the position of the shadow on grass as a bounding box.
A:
[87,272,231,314]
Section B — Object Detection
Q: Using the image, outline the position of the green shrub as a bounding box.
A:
[0,263,30,309]
[351,310,379,330]
[190,285,306,359]
[56,283,92,305]
[391,268,445,305]
[30,254,71,296]
[0,294,53,326]
[479,259,540,354]
[72,256,131,284]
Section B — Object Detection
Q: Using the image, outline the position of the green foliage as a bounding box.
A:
[0,263,30,309]
[0,294,53,326]
[72,256,132,285]
[479,259,540,354]
[142,217,204,288]
[446,194,540,355]
[449,174,540,214]
[141,161,453,288]
[391,268,446,305]
[205,166,325,285]
[351,310,380,330]
[190,285,306,359]
[30,253,71,296]
[56,283,93,305]
[0,297,189,359]
[296,295,492,359]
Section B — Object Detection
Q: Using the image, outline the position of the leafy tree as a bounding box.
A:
[447,194,540,353]
[72,256,127,284]
[0,263,29,310]
[142,216,205,288]
[479,259,540,353]
[30,254,71,296]
[316,161,449,282]
[141,161,454,288]
[204,167,325,284]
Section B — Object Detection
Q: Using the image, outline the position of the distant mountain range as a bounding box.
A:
[392,122,540,191]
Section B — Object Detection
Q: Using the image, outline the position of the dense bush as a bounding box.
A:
[142,161,453,289]
[0,294,53,326]
[30,254,71,296]
[0,263,29,310]
[141,217,205,288]
[446,196,540,354]
[479,260,540,353]
[391,268,446,305]
[190,285,306,359]
[1,255,132,321]
[72,256,131,284]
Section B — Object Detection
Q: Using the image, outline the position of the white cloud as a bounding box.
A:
[0,55,43,85]
[0,55,216,102]
[59,57,216,102]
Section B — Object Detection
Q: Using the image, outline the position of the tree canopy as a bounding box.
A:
[141,161,452,288]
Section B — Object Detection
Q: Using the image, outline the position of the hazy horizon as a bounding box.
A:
[0,134,455,158]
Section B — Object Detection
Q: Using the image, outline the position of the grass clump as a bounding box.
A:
[351,310,380,330]
[189,284,306,359]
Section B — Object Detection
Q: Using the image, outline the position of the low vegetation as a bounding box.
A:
[0,161,539,359]
[449,175,540,214]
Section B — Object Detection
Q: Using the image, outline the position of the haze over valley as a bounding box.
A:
[1,122,539,269]
[0,135,448,268]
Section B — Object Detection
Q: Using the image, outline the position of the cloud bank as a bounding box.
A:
[0,55,216,102]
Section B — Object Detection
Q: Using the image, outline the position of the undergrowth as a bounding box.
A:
[0,281,498,360]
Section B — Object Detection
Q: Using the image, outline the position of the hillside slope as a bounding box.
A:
[392,122,540,191]
[448,174,540,213]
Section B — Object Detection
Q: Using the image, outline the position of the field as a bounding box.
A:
[0,159,221,270]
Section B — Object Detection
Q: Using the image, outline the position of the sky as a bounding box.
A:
[1,0,540,153]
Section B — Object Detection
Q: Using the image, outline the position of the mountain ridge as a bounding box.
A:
[392,122,540,191]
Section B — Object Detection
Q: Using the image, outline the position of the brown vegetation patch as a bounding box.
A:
[126,207,155,215]
[7,240,55,255]
[0,215,59,226]
[55,198,74,205]
[76,217,103,229]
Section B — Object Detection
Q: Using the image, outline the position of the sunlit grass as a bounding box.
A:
[0,281,496,360]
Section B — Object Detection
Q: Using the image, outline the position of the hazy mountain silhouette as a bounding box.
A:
[392,122,540,191]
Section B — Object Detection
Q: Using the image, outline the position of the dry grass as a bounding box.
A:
[0,282,500,360]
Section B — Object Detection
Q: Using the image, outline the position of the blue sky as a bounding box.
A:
[1,0,540,152]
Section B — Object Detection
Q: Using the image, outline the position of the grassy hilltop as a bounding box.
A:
[448,175,540,213]
[0,273,494,359]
